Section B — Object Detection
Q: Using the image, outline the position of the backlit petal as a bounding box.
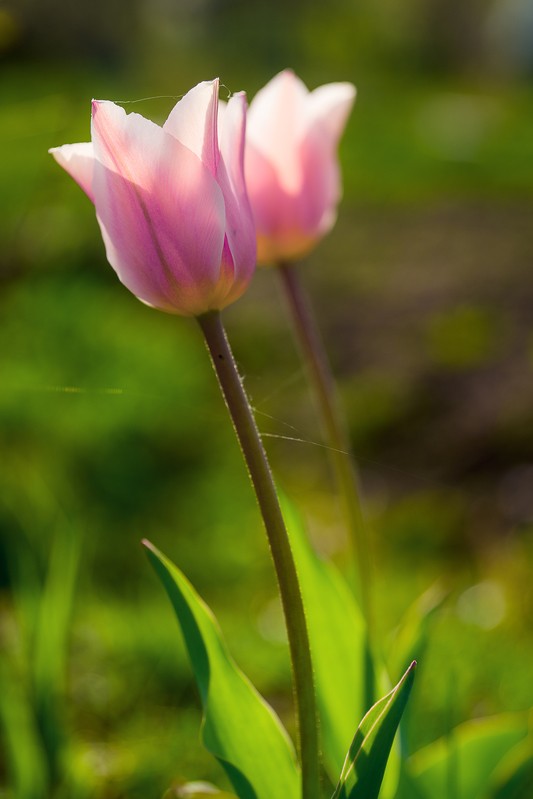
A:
[306,83,356,145]
[245,142,317,264]
[296,85,355,237]
[245,72,356,264]
[50,80,257,315]
[91,100,226,315]
[216,91,256,304]
[164,80,219,176]
[49,142,95,202]
[246,70,308,193]
[219,93,248,205]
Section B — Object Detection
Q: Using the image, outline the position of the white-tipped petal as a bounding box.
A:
[307,82,356,143]
[216,91,256,303]
[50,81,258,316]
[49,142,95,202]
[164,79,219,175]
[90,99,226,315]
[245,71,356,264]
[246,69,309,193]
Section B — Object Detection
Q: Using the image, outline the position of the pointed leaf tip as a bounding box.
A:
[332,662,416,799]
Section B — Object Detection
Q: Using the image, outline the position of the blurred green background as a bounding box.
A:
[1,0,533,796]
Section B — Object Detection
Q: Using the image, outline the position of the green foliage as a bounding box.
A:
[403,712,532,799]
[387,585,447,682]
[0,658,49,799]
[0,518,82,798]
[487,736,533,799]
[281,500,369,782]
[164,781,237,798]
[332,661,416,799]
[2,34,533,798]
[143,540,300,799]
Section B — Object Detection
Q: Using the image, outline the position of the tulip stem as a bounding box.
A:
[197,309,320,799]
[277,261,374,643]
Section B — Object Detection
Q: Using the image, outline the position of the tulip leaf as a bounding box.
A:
[332,660,416,799]
[487,734,533,799]
[0,514,82,799]
[281,500,369,782]
[406,711,531,799]
[33,523,82,777]
[386,584,447,761]
[0,657,49,799]
[387,584,447,680]
[143,540,300,799]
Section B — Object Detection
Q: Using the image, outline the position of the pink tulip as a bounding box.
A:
[50,80,256,316]
[245,70,356,265]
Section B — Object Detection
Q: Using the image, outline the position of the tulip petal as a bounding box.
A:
[298,129,340,239]
[307,83,356,145]
[164,80,220,176]
[49,142,95,202]
[297,85,355,239]
[245,72,356,264]
[91,100,226,315]
[245,142,318,264]
[216,92,256,306]
[246,69,308,193]
[219,93,248,206]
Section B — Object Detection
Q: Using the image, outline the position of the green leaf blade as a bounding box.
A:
[143,540,300,799]
[333,661,417,799]
[281,501,369,781]
[407,711,531,799]
[488,735,533,799]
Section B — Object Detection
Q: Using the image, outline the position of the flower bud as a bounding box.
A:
[245,70,356,265]
[50,80,256,316]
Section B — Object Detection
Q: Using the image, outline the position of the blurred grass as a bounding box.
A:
[1,7,533,793]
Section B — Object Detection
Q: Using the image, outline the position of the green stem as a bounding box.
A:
[278,261,374,641]
[197,310,320,799]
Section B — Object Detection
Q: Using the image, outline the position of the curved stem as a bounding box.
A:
[197,310,320,799]
[278,261,374,643]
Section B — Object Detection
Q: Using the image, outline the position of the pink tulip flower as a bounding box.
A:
[50,80,256,316]
[245,70,356,265]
